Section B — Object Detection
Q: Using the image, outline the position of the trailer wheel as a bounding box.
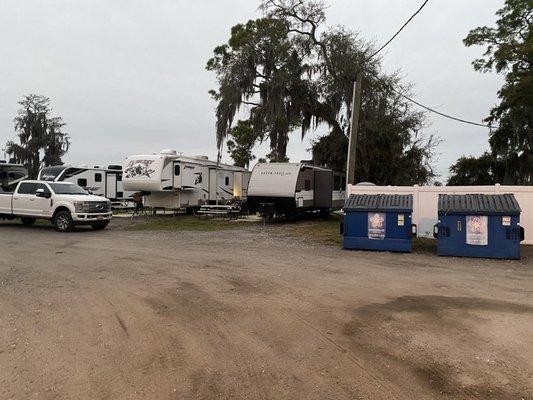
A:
[53,210,74,232]
[91,221,110,230]
[21,218,36,226]
[319,209,331,219]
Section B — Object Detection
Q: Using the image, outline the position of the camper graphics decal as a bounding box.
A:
[124,160,156,179]
[259,171,293,176]
[194,173,202,185]
[368,212,386,240]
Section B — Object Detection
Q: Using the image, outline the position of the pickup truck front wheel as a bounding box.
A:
[53,210,74,232]
[21,218,36,226]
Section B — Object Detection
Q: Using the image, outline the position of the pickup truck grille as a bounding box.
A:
[87,201,111,213]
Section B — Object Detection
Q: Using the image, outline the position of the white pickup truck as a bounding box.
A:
[0,180,112,232]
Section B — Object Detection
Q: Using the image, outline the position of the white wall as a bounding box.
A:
[347,184,533,245]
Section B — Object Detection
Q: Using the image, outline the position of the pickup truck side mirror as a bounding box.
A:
[36,188,51,199]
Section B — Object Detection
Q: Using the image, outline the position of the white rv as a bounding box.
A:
[122,150,251,210]
[0,162,28,193]
[247,162,346,216]
[38,165,133,203]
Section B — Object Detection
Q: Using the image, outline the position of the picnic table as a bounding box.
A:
[197,204,241,220]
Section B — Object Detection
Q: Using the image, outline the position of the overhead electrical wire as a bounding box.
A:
[366,0,431,61]
[364,69,499,129]
[399,93,498,129]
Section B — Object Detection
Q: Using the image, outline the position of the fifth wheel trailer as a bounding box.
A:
[122,150,250,210]
[247,162,346,216]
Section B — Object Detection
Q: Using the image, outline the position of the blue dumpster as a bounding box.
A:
[435,194,524,260]
[342,194,416,252]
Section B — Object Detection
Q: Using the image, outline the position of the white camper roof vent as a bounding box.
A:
[194,155,209,160]
[161,149,178,155]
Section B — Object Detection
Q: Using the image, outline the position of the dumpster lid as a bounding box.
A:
[438,194,521,215]
[344,194,413,212]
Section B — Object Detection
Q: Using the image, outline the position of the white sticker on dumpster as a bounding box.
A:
[466,215,488,246]
[368,213,386,240]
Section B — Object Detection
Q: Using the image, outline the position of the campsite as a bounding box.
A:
[1,0,532,398]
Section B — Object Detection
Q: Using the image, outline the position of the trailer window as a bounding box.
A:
[304,180,311,191]
[174,165,180,176]
[225,176,229,186]
[78,178,87,187]
[95,173,102,182]
[63,168,84,179]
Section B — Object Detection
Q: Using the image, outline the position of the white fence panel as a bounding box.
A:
[347,184,533,245]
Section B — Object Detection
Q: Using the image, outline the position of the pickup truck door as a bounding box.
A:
[0,194,12,214]
[13,182,52,217]
[12,182,36,215]
[32,184,53,217]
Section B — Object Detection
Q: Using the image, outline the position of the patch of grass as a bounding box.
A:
[269,214,342,246]
[413,237,437,253]
[126,215,257,232]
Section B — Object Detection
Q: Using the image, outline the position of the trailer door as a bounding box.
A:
[106,173,117,200]
[173,162,182,189]
[208,168,217,202]
[314,169,333,208]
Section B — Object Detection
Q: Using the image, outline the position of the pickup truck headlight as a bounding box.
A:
[74,201,91,213]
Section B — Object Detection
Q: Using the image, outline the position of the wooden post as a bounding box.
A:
[347,71,363,186]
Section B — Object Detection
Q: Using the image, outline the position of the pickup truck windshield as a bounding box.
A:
[48,183,88,195]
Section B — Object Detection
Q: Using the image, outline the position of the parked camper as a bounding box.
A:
[38,165,133,205]
[0,162,28,193]
[122,150,250,210]
[247,162,345,217]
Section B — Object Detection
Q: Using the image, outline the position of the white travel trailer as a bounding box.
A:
[247,162,346,216]
[0,162,28,193]
[38,165,133,202]
[122,150,250,210]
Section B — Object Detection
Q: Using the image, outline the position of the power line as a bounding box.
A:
[400,93,498,129]
[366,0,431,61]
[364,69,498,129]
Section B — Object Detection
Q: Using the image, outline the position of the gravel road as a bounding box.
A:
[1,222,532,399]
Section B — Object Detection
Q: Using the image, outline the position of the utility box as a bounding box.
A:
[435,194,524,260]
[342,194,415,253]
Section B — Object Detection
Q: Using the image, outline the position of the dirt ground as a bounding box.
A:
[1,219,532,400]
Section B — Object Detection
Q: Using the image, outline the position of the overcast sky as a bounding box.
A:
[0,0,504,181]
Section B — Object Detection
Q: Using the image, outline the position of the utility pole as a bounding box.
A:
[346,70,363,186]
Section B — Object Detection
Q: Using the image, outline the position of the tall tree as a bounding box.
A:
[226,120,257,168]
[206,17,308,161]
[208,0,436,184]
[6,94,70,179]
[454,0,532,185]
